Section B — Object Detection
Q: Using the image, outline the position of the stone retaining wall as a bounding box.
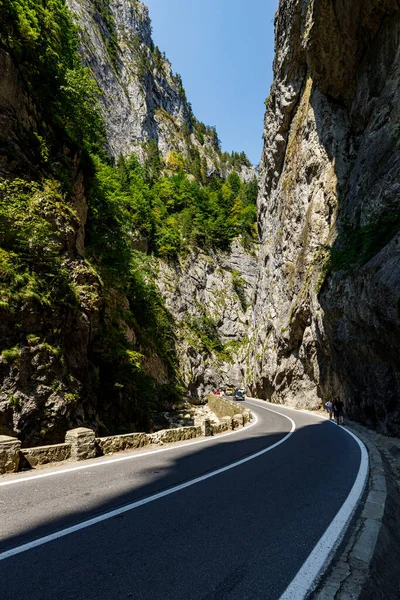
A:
[207,394,249,420]
[95,426,202,456]
[20,443,71,468]
[96,432,150,455]
[0,396,253,474]
[150,426,201,445]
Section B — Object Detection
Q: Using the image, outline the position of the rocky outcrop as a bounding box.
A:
[156,239,258,397]
[249,0,400,435]
[67,0,255,180]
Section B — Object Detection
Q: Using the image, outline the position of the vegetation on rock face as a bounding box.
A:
[0,178,81,311]
[0,0,105,156]
[328,210,400,272]
[188,315,224,356]
[92,0,119,70]
[0,0,258,441]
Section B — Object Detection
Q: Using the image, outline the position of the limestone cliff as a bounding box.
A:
[249,0,400,435]
[156,240,258,398]
[67,0,254,181]
[65,0,259,395]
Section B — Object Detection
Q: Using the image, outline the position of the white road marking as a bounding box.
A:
[0,411,260,488]
[247,399,369,600]
[0,406,295,562]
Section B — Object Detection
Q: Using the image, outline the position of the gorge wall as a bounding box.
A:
[66,0,259,398]
[0,0,257,445]
[67,0,254,181]
[156,240,258,399]
[248,0,400,435]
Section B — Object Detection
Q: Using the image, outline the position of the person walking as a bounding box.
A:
[334,397,345,425]
[325,399,334,420]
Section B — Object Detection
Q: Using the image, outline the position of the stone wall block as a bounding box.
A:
[221,416,233,430]
[233,414,245,429]
[21,443,71,468]
[195,418,213,436]
[65,427,96,461]
[96,433,150,455]
[243,409,253,424]
[0,435,21,474]
[151,426,202,444]
[212,422,230,434]
[243,410,252,423]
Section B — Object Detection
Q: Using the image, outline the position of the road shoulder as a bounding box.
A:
[313,421,400,600]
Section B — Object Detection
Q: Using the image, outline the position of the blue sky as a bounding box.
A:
[145,0,278,165]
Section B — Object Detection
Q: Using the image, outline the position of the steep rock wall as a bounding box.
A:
[67,0,254,181]
[157,240,258,397]
[0,0,256,444]
[249,0,400,435]
[65,0,258,395]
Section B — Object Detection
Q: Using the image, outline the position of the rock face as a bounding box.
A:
[67,0,255,181]
[248,0,400,435]
[156,239,258,397]
[0,0,256,446]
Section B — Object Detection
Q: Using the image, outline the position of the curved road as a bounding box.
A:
[0,400,367,600]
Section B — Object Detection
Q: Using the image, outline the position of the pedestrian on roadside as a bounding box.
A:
[334,397,345,425]
[332,398,337,420]
[325,399,334,420]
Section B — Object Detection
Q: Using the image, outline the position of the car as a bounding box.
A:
[225,387,235,396]
[234,388,246,400]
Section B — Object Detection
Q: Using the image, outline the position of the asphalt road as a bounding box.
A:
[0,400,364,600]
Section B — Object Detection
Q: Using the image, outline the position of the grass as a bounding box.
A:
[8,394,21,410]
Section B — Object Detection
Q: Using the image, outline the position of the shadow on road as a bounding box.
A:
[0,412,358,557]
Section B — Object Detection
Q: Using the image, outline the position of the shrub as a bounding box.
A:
[1,346,20,362]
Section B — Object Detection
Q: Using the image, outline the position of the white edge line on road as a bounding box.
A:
[246,400,368,600]
[0,411,260,488]
[0,406,295,562]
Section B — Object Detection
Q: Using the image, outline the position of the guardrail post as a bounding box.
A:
[195,418,213,436]
[65,427,96,461]
[0,435,21,474]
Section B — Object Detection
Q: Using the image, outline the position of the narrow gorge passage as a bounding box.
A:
[1,403,365,600]
[1,0,399,597]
